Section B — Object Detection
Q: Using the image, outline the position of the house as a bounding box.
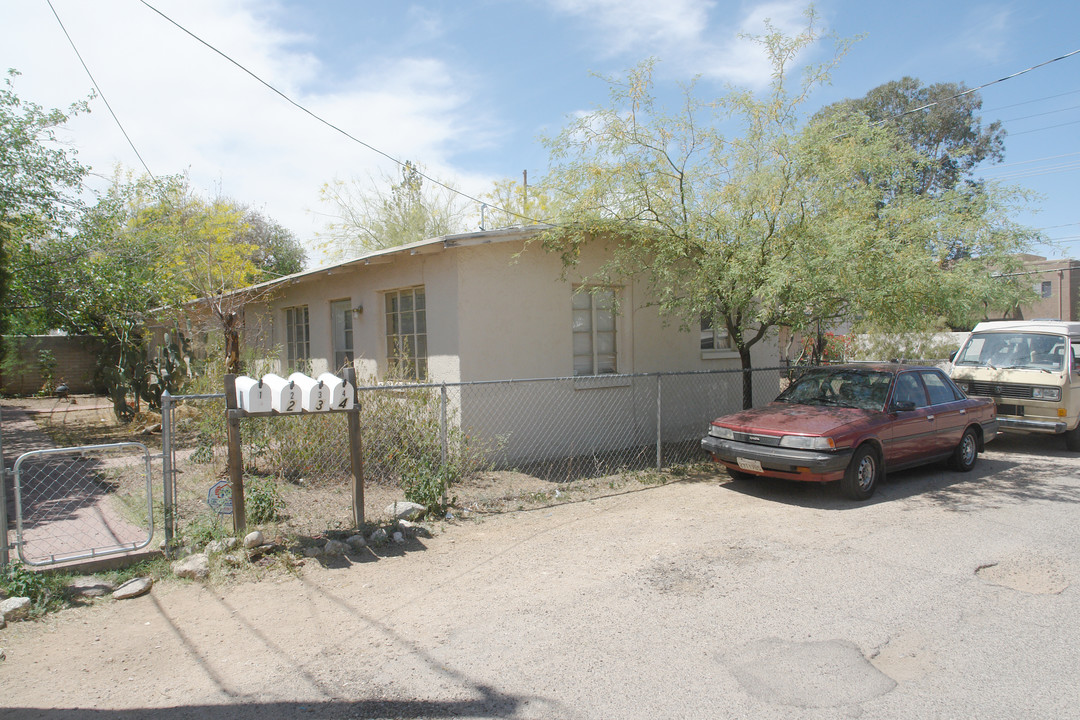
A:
[995,254,1080,322]
[171,226,778,464]
[186,225,775,382]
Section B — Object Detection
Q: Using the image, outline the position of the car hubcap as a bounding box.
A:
[962,435,976,466]
[857,455,876,491]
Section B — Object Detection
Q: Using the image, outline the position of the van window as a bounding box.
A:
[955,332,1065,371]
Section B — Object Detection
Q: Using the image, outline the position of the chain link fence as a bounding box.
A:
[162,367,788,543]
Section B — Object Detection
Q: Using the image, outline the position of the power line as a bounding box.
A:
[46,0,155,180]
[138,0,543,227]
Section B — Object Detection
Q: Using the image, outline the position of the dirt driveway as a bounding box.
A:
[2,433,1078,719]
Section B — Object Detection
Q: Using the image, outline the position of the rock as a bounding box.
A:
[302,546,321,558]
[323,540,348,556]
[1,597,31,622]
[205,540,227,555]
[397,520,418,530]
[392,531,405,544]
[67,577,115,599]
[385,501,426,521]
[172,553,210,580]
[112,577,153,600]
[224,537,239,550]
[369,528,388,545]
[345,534,367,550]
[243,531,265,549]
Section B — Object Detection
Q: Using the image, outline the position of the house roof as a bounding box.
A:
[199,224,552,305]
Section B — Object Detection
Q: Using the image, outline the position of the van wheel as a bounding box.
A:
[949,427,979,471]
[1066,425,1080,452]
[841,445,880,501]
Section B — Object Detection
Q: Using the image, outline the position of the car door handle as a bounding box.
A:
[959,409,967,415]
[926,415,935,421]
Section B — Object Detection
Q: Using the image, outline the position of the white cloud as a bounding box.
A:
[0,0,494,261]
[546,0,810,87]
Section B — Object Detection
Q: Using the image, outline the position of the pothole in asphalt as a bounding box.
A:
[976,555,1070,595]
[726,638,896,708]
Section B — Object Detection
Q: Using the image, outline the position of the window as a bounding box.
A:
[284,306,310,370]
[330,300,354,371]
[920,370,962,404]
[701,315,732,351]
[893,373,928,408]
[1038,280,1053,299]
[385,287,427,380]
[572,288,617,376]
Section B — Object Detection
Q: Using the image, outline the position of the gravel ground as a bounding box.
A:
[1,432,1078,719]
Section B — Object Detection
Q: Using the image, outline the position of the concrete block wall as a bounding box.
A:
[1,336,104,396]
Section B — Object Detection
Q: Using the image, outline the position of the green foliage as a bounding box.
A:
[1,562,68,616]
[399,455,456,516]
[318,160,470,258]
[540,11,1035,410]
[246,477,286,525]
[181,513,230,548]
[35,348,57,395]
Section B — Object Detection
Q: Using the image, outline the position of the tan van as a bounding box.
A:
[950,320,1080,451]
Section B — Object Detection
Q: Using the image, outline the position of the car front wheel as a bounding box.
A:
[1066,424,1080,452]
[841,444,880,501]
[949,427,979,472]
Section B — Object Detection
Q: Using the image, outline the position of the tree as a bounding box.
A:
[814,77,1006,196]
[540,12,1033,408]
[239,208,306,279]
[0,70,90,350]
[318,161,470,259]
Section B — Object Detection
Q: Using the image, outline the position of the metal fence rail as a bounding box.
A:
[161,367,789,542]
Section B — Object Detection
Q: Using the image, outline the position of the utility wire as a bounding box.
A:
[138,0,543,227]
[46,0,155,180]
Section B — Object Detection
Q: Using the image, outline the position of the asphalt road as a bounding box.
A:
[2,431,1078,719]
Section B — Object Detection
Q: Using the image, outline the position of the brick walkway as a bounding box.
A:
[2,404,153,567]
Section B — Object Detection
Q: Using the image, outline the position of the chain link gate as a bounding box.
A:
[1,406,156,568]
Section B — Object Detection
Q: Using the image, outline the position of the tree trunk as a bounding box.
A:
[739,344,754,410]
[224,312,241,376]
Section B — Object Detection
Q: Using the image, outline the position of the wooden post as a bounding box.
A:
[224,374,246,535]
[344,367,364,527]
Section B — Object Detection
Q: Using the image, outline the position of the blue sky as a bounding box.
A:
[3,0,1078,266]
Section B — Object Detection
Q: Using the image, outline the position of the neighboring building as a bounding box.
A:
[171,226,778,463]
[995,254,1080,322]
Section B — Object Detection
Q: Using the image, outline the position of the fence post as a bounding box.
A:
[655,373,663,470]
[0,406,8,568]
[344,367,364,527]
[161,390,174,552]
[224,374,246,535]
[440,383,449,508]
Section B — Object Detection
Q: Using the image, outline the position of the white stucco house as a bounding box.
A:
[176,226,778,464]
[207,225,774,381]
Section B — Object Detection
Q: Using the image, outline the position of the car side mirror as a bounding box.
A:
[949,350,958,362]
[891,400,916,412]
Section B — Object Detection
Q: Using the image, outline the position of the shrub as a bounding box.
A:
[1,562,67,616]
[246,477,286,524]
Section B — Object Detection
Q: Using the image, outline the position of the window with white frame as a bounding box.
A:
[330,299,355,371]
[284,305,310,370]
[572,287,617,376]
[701,314,732,351]
[385,287,427,380]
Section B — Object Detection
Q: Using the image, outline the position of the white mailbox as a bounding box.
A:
[289,372,332,412]
[318,372,355,410]
[262,373,303,414]
[234,376,272,413]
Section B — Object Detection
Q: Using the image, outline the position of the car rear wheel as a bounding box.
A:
[841,445,880,500]
[949,427,979,471]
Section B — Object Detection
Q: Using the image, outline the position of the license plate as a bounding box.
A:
[736,457,763,472]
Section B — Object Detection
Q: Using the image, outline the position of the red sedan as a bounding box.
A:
[701,364,998,500]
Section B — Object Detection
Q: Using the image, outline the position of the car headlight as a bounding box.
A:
[779,435,835,450]
[957,382,971,394]
[1032,387,1062,401]
[708,425,735,440]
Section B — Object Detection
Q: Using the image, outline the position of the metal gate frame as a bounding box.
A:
[8,442,155,567]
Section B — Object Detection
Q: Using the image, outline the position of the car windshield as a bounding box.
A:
[954,332,1066,372]
[777,369,893,411]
